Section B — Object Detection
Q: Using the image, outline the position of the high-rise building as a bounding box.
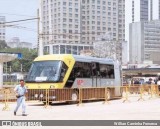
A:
[0,16,6,41]
[129,20,160,64]
[126,0,160,42]
[39,0,125,62]
[40,0,81,45]
[125,0,149,43]
[149,0,160,20]
[81,0,107,44]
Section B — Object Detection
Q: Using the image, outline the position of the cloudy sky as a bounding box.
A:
[0,0,38,45]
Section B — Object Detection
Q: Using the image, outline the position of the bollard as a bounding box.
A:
[2,89,10,111]
[138,86,145,101]
[123,86,130,103]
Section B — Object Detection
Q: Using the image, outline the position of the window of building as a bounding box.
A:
[75,9,78,12]
[97,27,100,30]
[69,13,72,17]
[69,2,72,6]
[97,21,100,25]
[69,8,72,12]
[63,2,66,5]
[63,18,66,22]
[92,21,95,24]
[75,19,78,23]
[75,3,78,7]
[108,2,111,5]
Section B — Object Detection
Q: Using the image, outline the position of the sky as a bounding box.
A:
[0,0,38,45]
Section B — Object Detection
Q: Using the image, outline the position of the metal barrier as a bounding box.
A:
[0,85,159,110]
[0,88,5,103]
[0,88,11,111]
[121,85,160,103]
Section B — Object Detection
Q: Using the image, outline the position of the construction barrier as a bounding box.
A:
[121,85,160,102]
[0,88,11,111]
[0,85,159,110]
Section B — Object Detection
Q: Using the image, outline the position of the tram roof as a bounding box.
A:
[34,54,116,65]
[73,55,115,64]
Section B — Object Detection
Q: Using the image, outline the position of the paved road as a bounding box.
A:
[0,97,160,129]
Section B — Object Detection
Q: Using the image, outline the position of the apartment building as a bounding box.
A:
[40,0,125,62]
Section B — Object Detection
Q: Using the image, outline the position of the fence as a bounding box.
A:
[0,85,159,110]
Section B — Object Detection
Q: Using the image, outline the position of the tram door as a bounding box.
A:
[91,62,101,87]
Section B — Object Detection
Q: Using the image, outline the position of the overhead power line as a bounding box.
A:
[0,18,39,24]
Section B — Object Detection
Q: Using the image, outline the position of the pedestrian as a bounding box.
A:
[14,79,28,116]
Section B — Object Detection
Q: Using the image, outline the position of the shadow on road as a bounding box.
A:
[27,98,121,107]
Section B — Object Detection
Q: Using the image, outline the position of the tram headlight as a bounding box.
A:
[50,85,55,88]
[40,94,44,98]
[34,94,38,98]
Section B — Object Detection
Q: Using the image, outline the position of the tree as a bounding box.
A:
[0,40,9,49]
[1,48,38,72]
[93,40,116,59]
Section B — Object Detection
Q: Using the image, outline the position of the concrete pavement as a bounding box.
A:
[0,97,160,129]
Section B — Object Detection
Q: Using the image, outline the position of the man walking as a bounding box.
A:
[14,79,28,116]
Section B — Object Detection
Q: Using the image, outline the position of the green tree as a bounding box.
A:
[1,48,38,72]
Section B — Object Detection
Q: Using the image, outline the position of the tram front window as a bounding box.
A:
[26,61,62,82]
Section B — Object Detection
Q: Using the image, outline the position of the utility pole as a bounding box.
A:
[37,9,43,56]
[20,64,23,72]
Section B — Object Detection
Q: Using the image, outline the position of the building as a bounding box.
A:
[121,41,128,64]
[125,0,160,42]
[44,43,93,55]
[125,0,160,64]
[125,0,149,43]
[40,0,81,45]
[39,0,125,62]
[129,20,160,64]
[149,0,160,20]
[0,16,6,41]
[7,37,32,49]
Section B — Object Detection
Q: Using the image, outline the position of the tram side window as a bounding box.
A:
[91,62,100,76]
[99,64,115,79]
[59,62,68,81]
[73,62,92,78]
